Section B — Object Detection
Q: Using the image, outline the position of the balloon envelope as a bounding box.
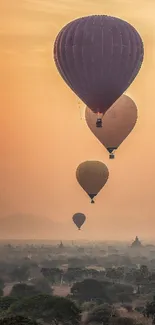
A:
[85,95,138,155]
[54,15,144,114]
[76,161,109,203]
[72,213,86,230]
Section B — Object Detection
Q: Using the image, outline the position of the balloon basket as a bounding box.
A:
[96,118,102,128]
[109,153,115,159]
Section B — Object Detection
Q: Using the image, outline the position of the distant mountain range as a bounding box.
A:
[0,213,68,240]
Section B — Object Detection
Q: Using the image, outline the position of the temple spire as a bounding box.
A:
[131,236,142,248]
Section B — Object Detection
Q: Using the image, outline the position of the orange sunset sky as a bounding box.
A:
[0,0,154,241]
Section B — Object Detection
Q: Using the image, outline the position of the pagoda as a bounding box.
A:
[58,241,64,249]
[131,236,142,248]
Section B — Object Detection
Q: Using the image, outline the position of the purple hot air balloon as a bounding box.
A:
[72,213,86,230]
[54,15,144,126]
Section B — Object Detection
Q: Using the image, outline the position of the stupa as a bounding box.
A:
[131,236,142,248]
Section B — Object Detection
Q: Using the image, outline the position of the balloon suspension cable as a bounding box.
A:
[91,199,95,204]
[78,101,85,120]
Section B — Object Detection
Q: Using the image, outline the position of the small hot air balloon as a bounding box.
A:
[72,213,86,230]
[85,95,138,159]
[76,161,109,203]
[54,15,144,127]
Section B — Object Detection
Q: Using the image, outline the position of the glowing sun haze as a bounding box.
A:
[0,0,154,240]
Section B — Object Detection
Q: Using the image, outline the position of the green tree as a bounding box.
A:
[7,294,81,325]
[9,284,40,298]
[149,271,155,283]
[71,278,134,304]
[139,265,149,278]
[81,301,97,312]
[68,258,86,268]
[110,316,136,325]
[0,315,39,325]
[9,266,30,283]
[117,292,132,303]
[144,296,155,322]
[64,268,87,284]
[85,304,119,325]
[71,279,108,302]
[30,278,53,295]
[0,289,3,297]
[109,283,133,303]
[106,267,125,283]
[0,296,18,313]
[41,267,63,284]
[0,279,5,291]
[135,306,144,313]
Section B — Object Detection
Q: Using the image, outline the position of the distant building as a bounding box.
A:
[107,246,118,254]
[58,241,64,249]
[77,247,84,253]
[131,236,142,248]
[25,253,32,260]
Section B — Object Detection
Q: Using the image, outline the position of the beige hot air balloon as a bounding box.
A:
[76,161,109,203]
[85,95,138,159]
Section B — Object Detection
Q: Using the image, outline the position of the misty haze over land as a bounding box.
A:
[0,214,154,242]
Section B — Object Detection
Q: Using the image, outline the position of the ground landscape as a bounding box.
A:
[0,239,155,324]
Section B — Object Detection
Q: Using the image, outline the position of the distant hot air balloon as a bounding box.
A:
[54,15,144,127]
[85,95,138,159]
[76,161,109,203]
[72,213,86,230]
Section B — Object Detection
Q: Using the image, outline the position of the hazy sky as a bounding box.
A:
[0,0,154,240]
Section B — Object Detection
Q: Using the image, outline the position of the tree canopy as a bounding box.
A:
[9,283,40,298]
[0,315,39,325]
[7,294,81,325]
[85,303,119,325]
